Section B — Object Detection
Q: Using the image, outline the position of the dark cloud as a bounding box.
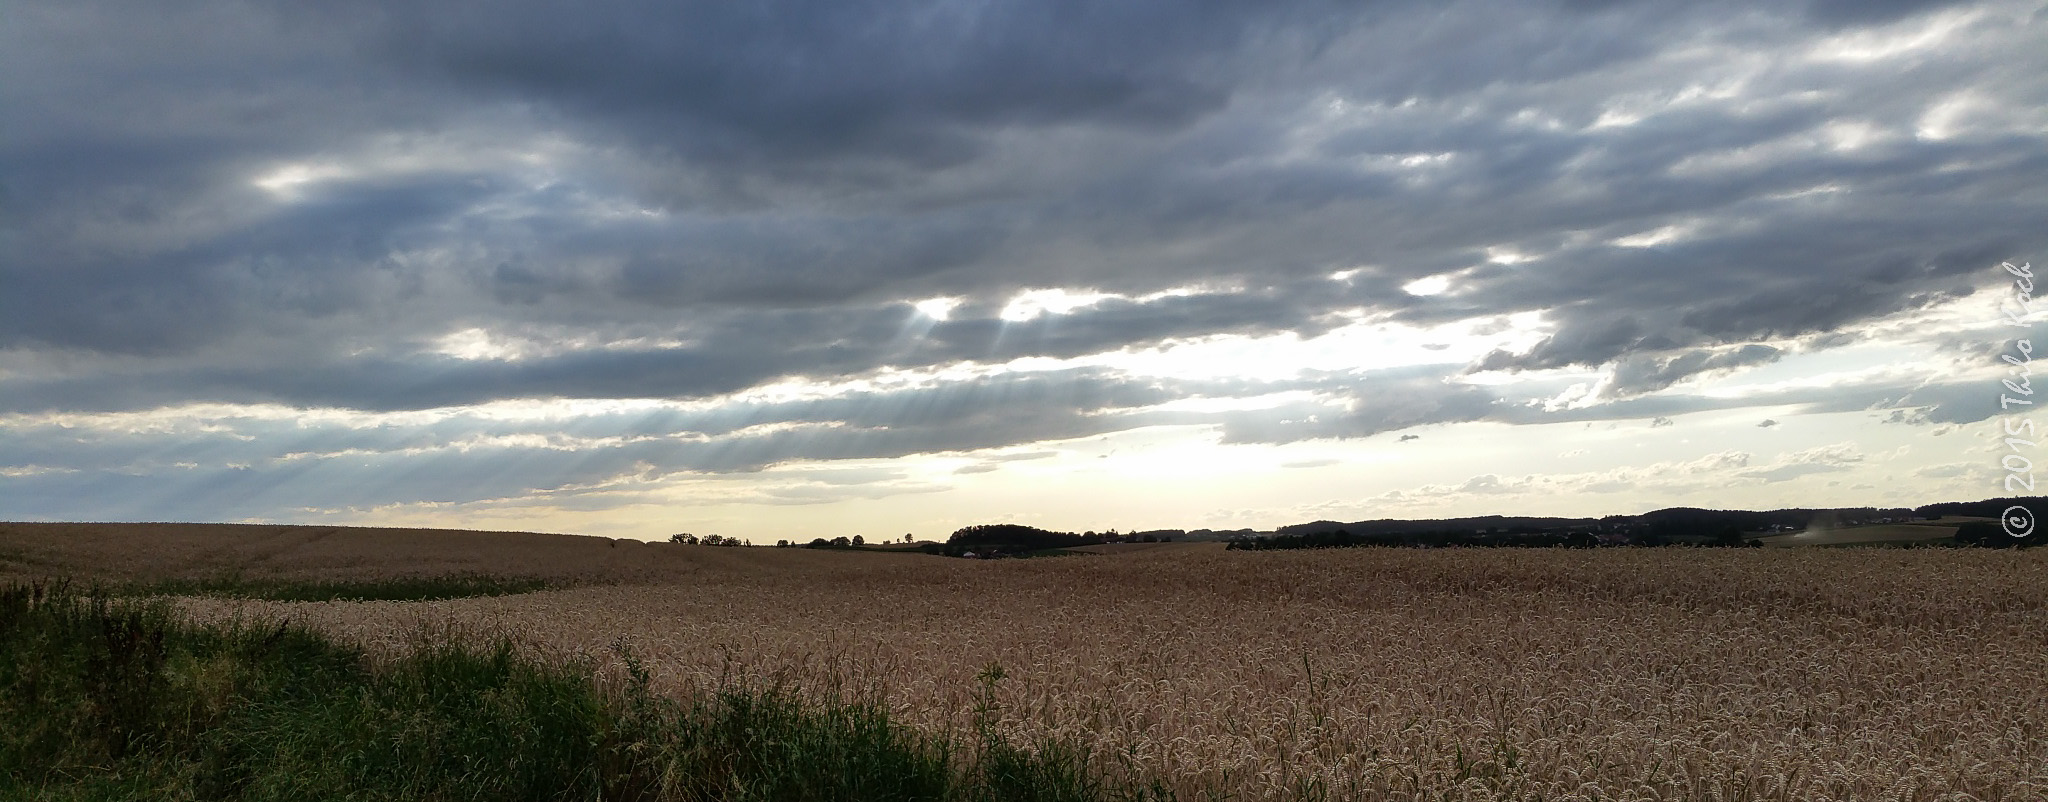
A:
[12,0,2036,358]
[0,365,1184,485]
[373,1,1292,165]
[1603,345,1784,397]
[3,0,2044,524]
[1802,0,1976,26]
[0,367,1180,519]
[0,284,1343,414]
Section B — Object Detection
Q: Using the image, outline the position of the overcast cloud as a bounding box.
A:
[4,0,2043,537]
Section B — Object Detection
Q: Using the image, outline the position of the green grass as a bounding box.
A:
[0,545,54,571]
[1761,523,1960,548]
[1011,548,1091,558]
[120,572,553,602]
[0,579,1174,802]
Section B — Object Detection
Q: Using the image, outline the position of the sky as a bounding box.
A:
[4,0,2046,542]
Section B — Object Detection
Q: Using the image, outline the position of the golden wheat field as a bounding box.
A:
[5,522,2046,801]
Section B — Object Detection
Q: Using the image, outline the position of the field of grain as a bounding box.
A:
[8,522,2048,801]
[0,521,765,586]
[1758,517,1978,548]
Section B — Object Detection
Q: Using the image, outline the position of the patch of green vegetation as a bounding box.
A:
[1810,539,1963,549]
[0,545,52,569]
[1,579,1175,802]
[123,572,553,602]
[1012,548,1091,558]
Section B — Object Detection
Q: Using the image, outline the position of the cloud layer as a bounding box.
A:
[3,0,2043,533]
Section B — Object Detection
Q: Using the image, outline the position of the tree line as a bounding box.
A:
[1228,528,1757,551]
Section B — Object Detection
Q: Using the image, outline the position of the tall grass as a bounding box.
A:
[124,572,552,602]
[0,580,1167,801]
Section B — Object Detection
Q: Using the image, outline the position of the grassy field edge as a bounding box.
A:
[119,572,555,603]
[1,579,1172,802]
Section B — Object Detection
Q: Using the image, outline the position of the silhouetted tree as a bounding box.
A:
[946,524,1104,550]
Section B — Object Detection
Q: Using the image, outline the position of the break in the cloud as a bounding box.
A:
[2,0,2043,539]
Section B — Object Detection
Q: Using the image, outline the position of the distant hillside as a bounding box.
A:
[1914,497,2048,519]
[946,497,2045,557]
[1278,515,1595,536]
[1279,502,1968,539]
[1636,506,1909,534]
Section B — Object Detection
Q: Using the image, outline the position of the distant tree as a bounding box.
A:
[807,538,830,548]
[777,539,791,548]
[904,533,913,543]
[670,533,699,545]
[831,536,851,548]
[947,523,1102,550]
[852,534,865,546]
